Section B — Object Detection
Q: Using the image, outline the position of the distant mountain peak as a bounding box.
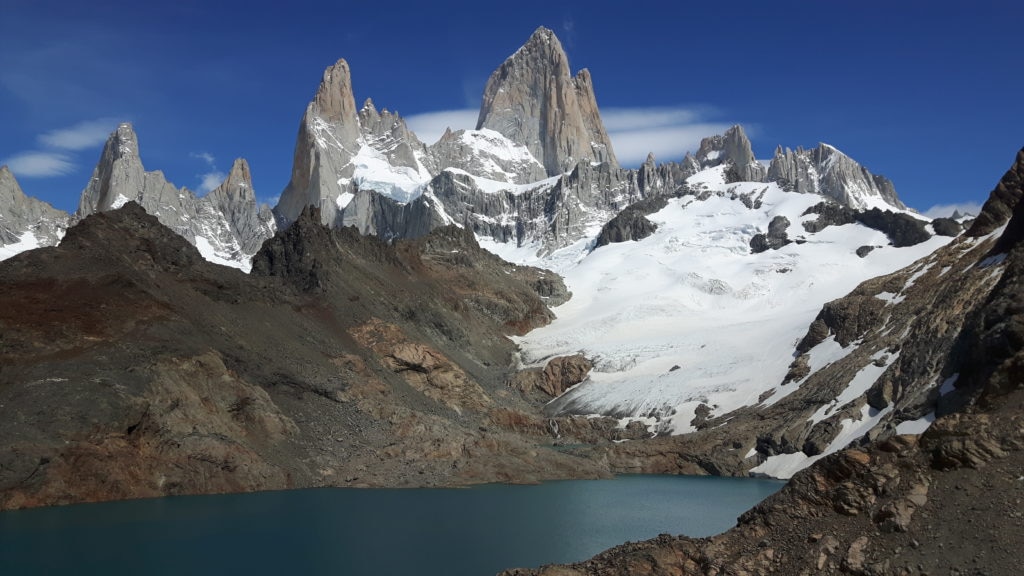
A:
[766,140,905,210]
[476,27,617,175]
[313,59,359,128]
[227,158,252,188]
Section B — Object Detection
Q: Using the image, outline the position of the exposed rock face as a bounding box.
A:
[275,59,358,228]
[694,125,766,183]
[274,59,435,235]
[0,166,68,247]
[767,143,905,210]
[203,159,277,257]
[966,148,1024,238]
[477,26,617,175]
[426,160,654,254]
[75,123,274,269]
[513,355,594,398]
[76,123,190,221]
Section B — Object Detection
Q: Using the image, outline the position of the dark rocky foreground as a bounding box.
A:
[0,203,636,510]
[501,151,1024,575]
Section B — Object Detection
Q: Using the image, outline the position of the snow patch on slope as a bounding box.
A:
[349,144,431,203]
[0,231,41,261]
[508,167,953,435]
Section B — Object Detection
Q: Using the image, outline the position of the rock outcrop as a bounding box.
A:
[513,354,594,398]
[749,215,792,253]
[0,166,67,247]
[476,26,617,175]
[594,194,668,248]
[694,125,766,183]
[802,201,930,247]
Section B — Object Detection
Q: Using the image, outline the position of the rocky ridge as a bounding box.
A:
[3,122,277,270]
[3,29,915,265]
[0,201,630,510]
[767,142,906,210]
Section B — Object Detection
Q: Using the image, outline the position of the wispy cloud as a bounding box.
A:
[601,107,712,132]
[602,106,737,167]
[609,123,737,167]
[199,171,226,193]
[38,118,117,150]
[405,109,479,145]
[405,105,737,167]
[923,201,983,219]
[191,151,215,165]
[3,118,121,179]
[2,151,75,177]
[191,151,224,193]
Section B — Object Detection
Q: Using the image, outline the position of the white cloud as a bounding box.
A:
[198,171,226,194]
[600,107,710,132]
[38,118,118,150]
[2,151,74,177]
[922,201,983,219]
[405,109,478,145]
[606,107,735,167]
[609,124,735,167]
[191,151,224,193]
[191,151,216,167]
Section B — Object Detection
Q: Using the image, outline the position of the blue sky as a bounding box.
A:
[2,0,1020,218]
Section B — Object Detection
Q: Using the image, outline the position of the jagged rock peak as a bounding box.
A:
[223,158,252,190]
[76,122,148,217]
[204,158,277,259]
[109,122,139,157]
[695,124,765,182]
[476,26,618,175]
[313,59,359,127]
[207,158,257,205]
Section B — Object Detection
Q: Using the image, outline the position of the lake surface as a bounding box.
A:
[0,475,782,575]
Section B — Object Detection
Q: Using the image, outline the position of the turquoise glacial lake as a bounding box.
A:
[0,474,782,575]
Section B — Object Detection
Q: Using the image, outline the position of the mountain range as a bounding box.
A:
[2,27,914,269]
[1,25,1020,576]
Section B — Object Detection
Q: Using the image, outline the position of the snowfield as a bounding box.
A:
[491,168,952,442]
